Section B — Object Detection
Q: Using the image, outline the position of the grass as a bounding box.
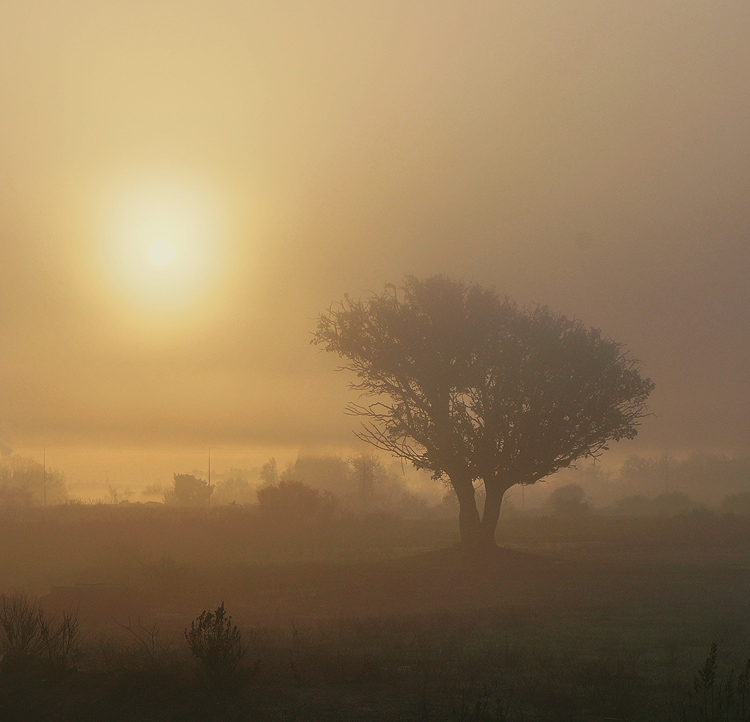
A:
[3,600,749,721]
[3,504,750,719]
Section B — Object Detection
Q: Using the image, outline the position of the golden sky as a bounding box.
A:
[1,1,750,475]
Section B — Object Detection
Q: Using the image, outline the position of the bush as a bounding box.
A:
[40,610,80,673]
[0,594,79,674]
[184,602,251,693]
[0,594,44,660]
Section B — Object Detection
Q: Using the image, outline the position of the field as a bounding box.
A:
[2,505,750,721]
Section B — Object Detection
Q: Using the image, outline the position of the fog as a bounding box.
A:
[2,4,750,719]
[2,1,750,467]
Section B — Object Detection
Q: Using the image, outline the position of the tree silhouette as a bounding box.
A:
[314,276,654,549]
[256,479,336,519]
[548,483,589,516]
[0,455,67,506]
[166,474,211,507]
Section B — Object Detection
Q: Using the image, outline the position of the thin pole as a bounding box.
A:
[43,447,47,508]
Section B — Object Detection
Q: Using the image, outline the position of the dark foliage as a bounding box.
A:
[257,479,337,520]
[166,473,212,507]
[185,602,253,694]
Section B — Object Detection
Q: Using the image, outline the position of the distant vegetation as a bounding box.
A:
[125,450,750,523]
[2,459,750,719]
[164,473,212,507]
[0,454,67,506]
[5,448,750,522]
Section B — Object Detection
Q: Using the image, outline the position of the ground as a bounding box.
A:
[1,507,749,720]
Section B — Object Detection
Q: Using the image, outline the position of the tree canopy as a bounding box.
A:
[166,473,212,507]
[314,276,654,549]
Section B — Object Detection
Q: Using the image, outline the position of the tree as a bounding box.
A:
[212,469,254,506]
[256,479,336,519]
[165,474,212,507]
[280,454,351,496]
[349,451,384,506]
[313,276,654,550]
[259,458,279,487]
[0,455,67,506]
[548,483,589,516]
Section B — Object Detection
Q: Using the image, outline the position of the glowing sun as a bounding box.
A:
[96,176,231,312]
[148,237,176,266]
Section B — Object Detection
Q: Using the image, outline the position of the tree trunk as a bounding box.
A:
[450,475,482,549]
[480,480,511,548]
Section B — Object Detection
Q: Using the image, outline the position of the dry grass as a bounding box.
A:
[2,505,750,719]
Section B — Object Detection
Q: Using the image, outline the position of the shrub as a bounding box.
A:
[0,594,79,674]
[0,594,44,660]
[184,602,250,692]
[39,609,80,672]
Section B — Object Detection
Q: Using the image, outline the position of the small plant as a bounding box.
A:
[184,602,250,692]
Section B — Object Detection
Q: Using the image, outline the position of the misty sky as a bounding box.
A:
[2,1,750,474]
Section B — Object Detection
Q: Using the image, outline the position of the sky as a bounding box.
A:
[1,1,750,489]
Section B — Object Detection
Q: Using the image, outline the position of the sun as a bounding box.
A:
[148,237,176,266]
[97,177,229,310]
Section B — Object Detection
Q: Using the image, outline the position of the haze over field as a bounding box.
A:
[6,7,750,721]
[1,2,750,491]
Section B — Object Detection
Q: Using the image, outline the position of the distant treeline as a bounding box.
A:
[155,452,441,517]
[539,452,750,517]
[4,450,750,518]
